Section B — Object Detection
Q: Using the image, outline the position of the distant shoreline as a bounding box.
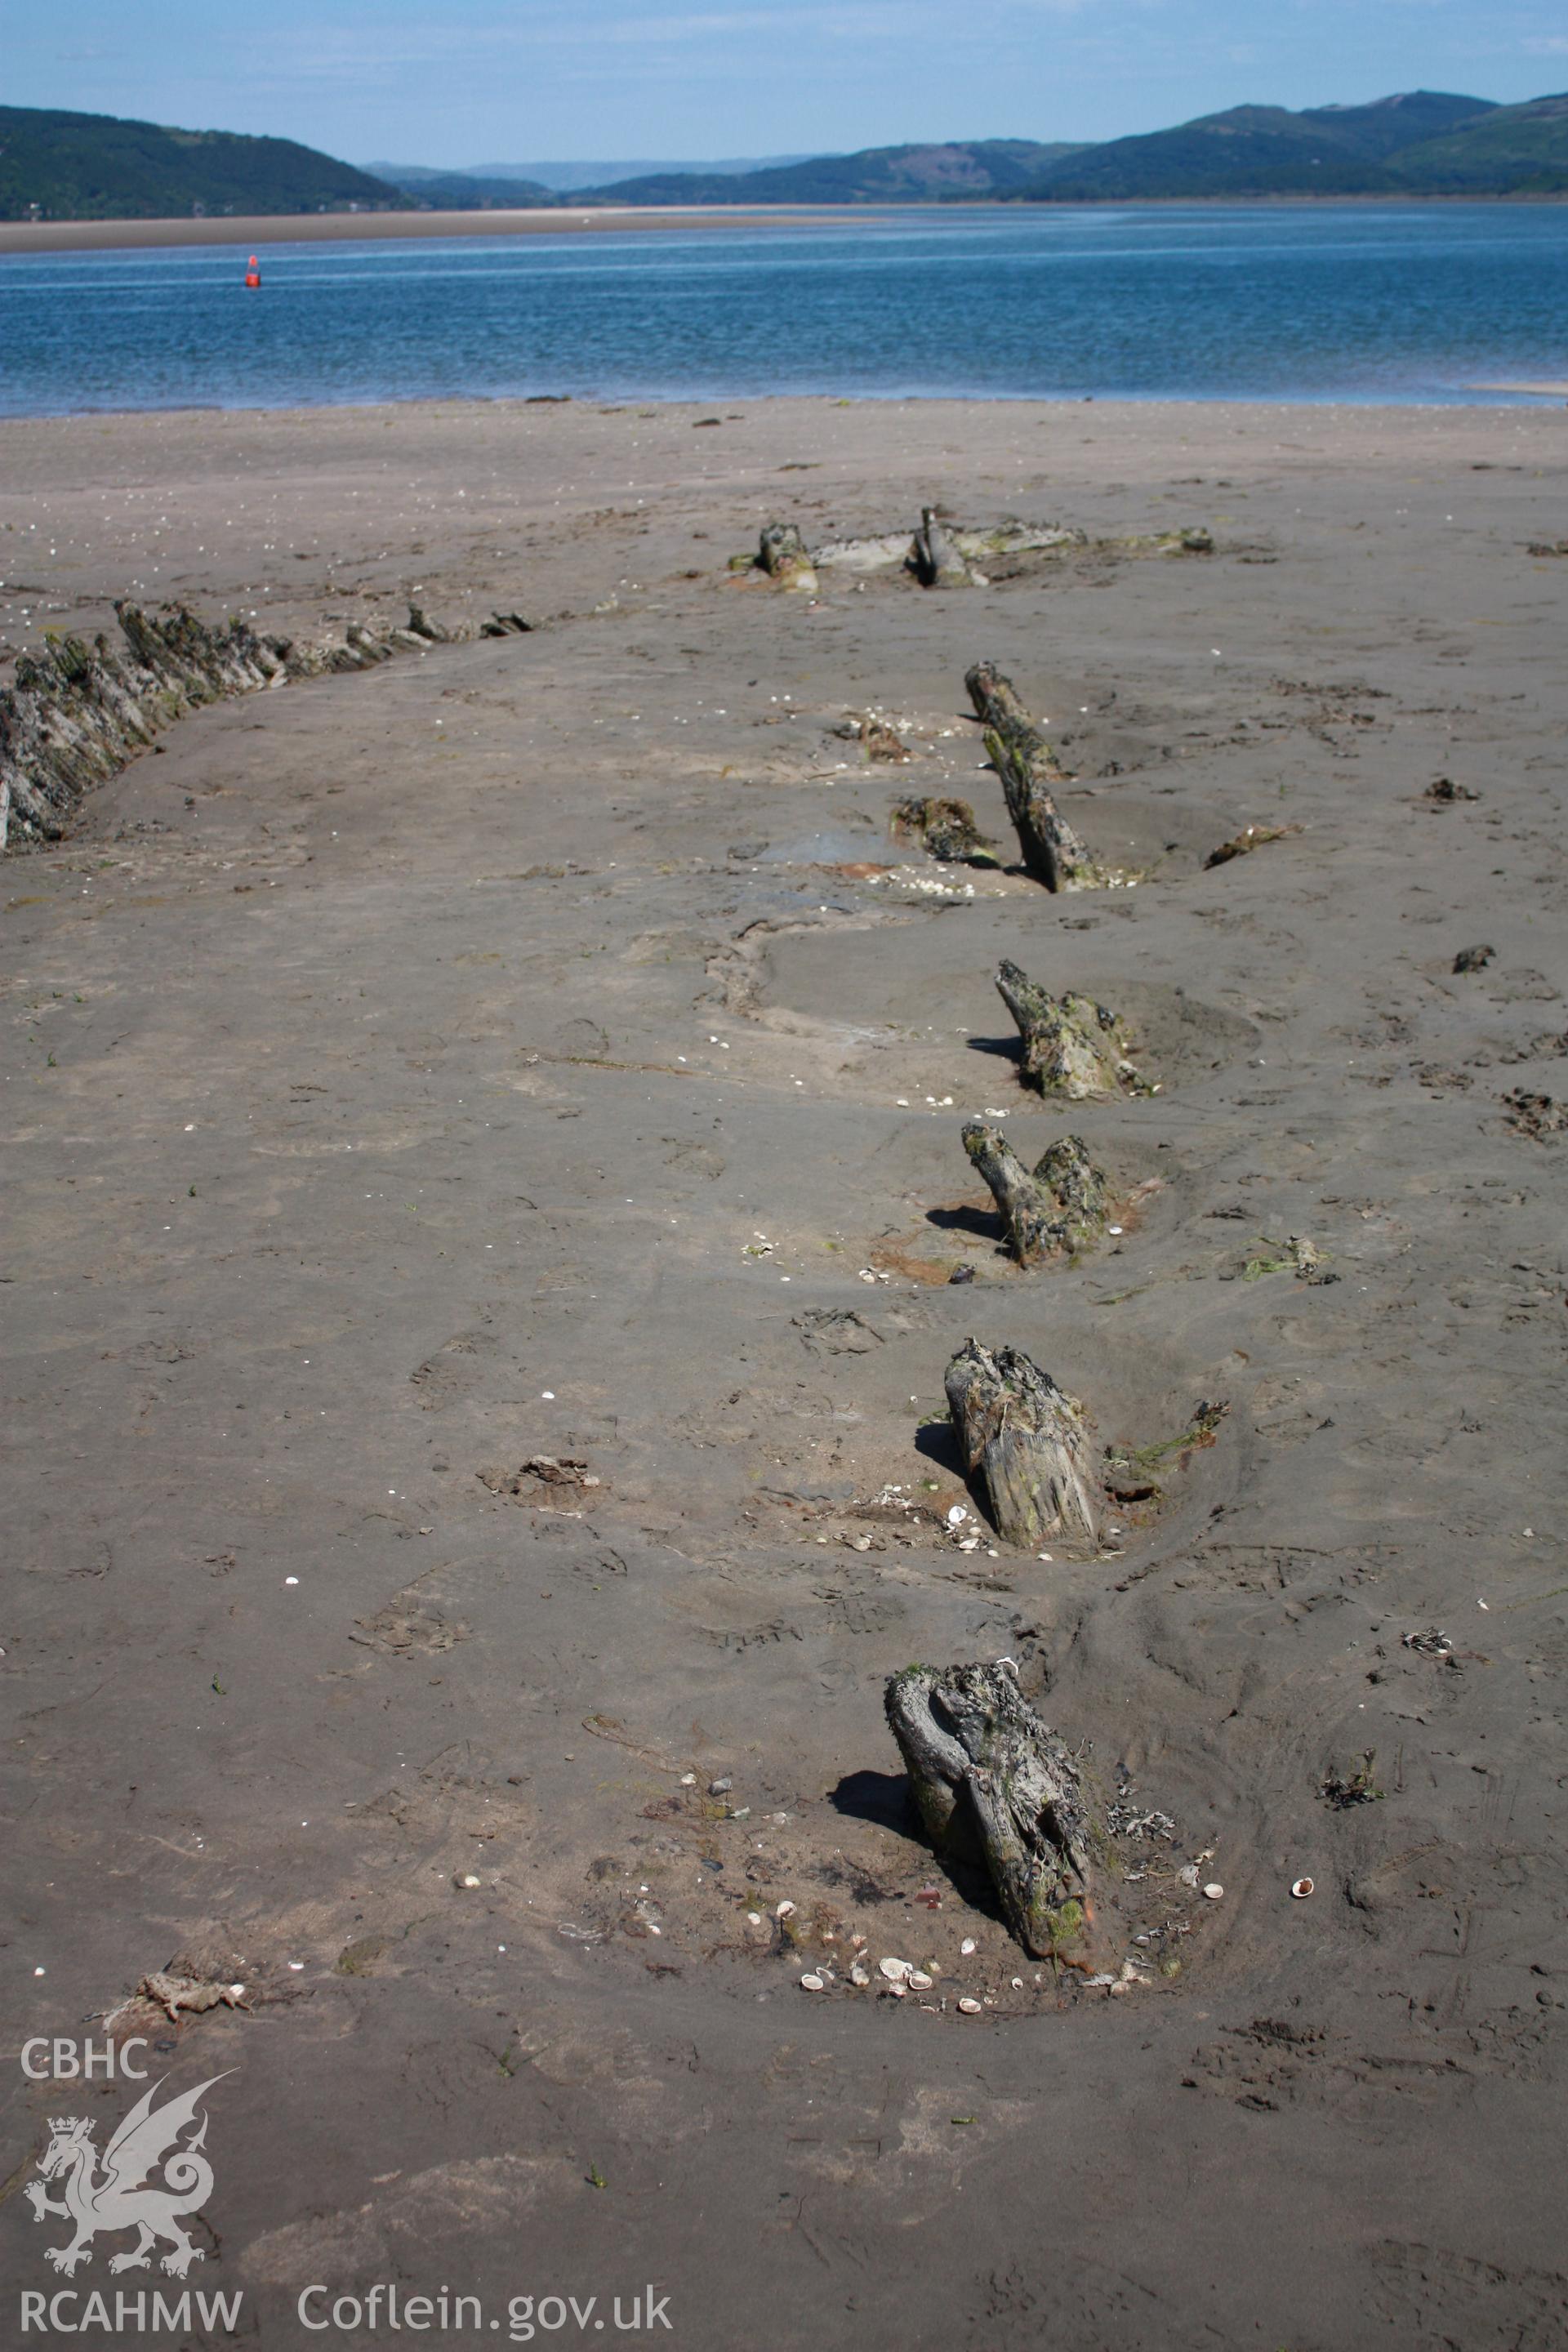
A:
[3,190,1566,257]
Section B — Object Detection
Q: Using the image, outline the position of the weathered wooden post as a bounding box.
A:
[995,960,1147,1098]
[945,1337,1099,1548]
[884,1660,1095,1958]
[965,659,1105,889]
[961,1121,1111,1263]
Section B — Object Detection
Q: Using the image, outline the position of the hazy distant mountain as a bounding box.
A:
[583,140,1084,204]
[365,167,556,208]
[0,105,407,221]
[476,155,822,190]
[1019,91,1507,198]
[368,157,822,194]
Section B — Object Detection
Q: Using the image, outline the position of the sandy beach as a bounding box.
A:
[2,392,1566,2347]
[0,207,844,256]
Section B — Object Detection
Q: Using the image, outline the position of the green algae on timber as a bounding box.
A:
[1103,1401,1229,1503]
[961,1120,1111,1265]
[994,960,1152,1100]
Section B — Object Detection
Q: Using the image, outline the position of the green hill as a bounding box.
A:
[1022,91,1495,200]
[0,105,408,221]
[583,140,1084,205]
[1387,93,1568,192]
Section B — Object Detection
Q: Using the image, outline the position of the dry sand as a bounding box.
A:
[0,207,841,256]
[2,394,1567,2348]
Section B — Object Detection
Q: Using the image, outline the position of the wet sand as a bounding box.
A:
[2,394,1567,2348]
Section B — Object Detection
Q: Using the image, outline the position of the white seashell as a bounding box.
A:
[879,1956,911,1981]
[947,1504,969,1527]
[800,1973,826,1993]
[775,1900,796,1918]
[909,1971,933,1990]
[1203,1882,1224,1901]
[1291,1877,1315,1899]
[456,1873,481,1889]
[957,1996,982,2015]
[960,1937,977,1956]
[1178,1864,1200,1888]
[849,1965,871,1987]
[888,1981,907,1998]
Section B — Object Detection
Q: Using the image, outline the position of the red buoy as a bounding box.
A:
[244,255,261,288]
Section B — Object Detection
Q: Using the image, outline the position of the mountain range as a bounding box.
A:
[366,155,822,194]
[495,140,1086,206]
[569,92,1568,203]
[4,92,1568,222]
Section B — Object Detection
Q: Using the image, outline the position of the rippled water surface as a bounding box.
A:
[2,205,1566,415]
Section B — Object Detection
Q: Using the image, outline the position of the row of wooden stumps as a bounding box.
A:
[874,666,1168,1964]
[882,1367,1122,1966]
[884,1347,1224,1971]
[0,596,529,851]
[879,924,1126,1960]
[766,543,1227,1970]
[735,567,1211,1967]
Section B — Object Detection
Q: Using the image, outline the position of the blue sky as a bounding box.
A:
[11,0,1566,166]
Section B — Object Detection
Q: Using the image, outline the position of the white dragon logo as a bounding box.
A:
[24,2074,229,2278]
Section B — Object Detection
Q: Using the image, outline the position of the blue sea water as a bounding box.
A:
[2,205,1565,417]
